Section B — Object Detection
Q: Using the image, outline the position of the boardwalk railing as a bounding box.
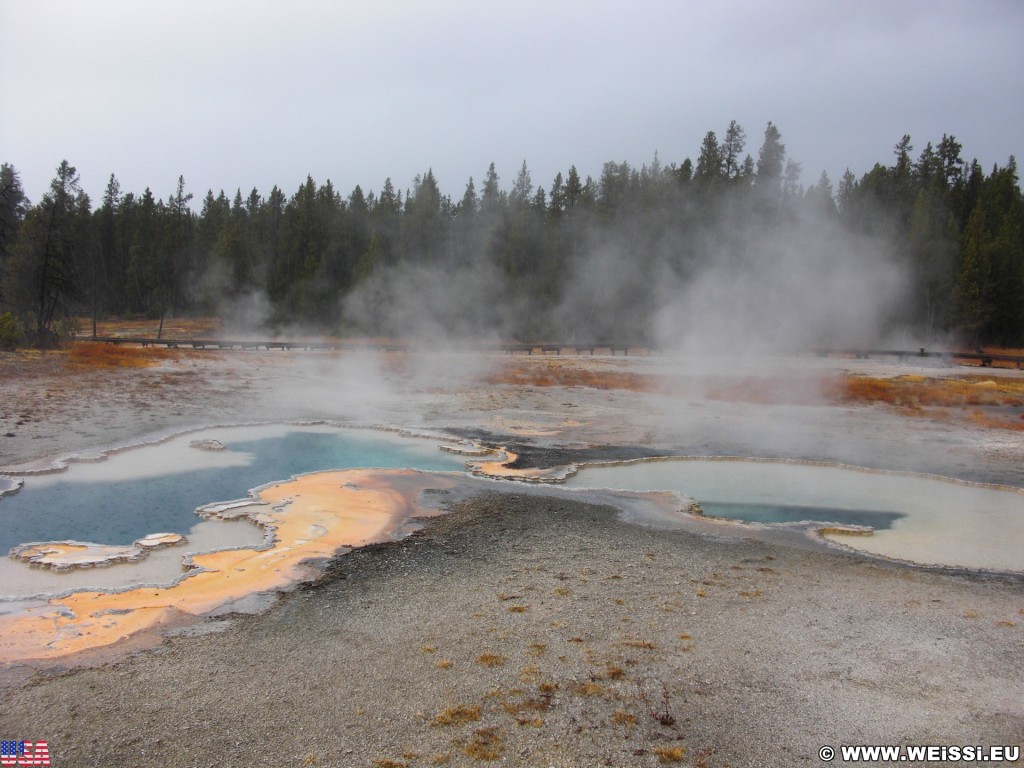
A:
[813,348,1024,369]
[80,337,652,356]
[74,337,1024,367]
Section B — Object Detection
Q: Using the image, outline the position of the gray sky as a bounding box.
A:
[2,0,1022,206]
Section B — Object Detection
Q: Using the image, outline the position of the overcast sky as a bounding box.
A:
[2,0,1022,206]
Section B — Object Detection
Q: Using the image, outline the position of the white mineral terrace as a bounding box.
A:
[10,533,187,571]
[562,457,1024,573]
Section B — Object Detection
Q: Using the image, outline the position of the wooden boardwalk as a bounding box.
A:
[75,337,1024,367]
[81,337,651,356]
[813,347,1024,369]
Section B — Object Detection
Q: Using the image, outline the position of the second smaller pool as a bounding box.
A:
[564,458,1024,572]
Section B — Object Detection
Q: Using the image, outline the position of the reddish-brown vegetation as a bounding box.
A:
[827,374,1024,431]
[828,374,1024,409]
[486,360,659,391]
[67,342,180,369]
[485,358,1024,431]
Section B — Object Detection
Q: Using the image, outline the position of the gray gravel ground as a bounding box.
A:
[3,491,1022,767]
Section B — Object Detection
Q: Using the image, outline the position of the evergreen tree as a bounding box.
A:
[0,163,29,306]
[952,202,992,346]
[722,120,746,180]
[92,173,122,326]
[9,160,90,345]
[548,172,565,220]
[694,131,723,186]
[755,121,785,185]
[509,161,533,205]
[480,162,504,217]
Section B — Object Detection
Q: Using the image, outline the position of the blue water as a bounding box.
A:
[700,502,903,528]
[0,430,464,552]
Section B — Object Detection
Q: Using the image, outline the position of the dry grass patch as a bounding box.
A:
[431,705,481,727]
[68,342,177,369]
[502,694,552,722]
[603,663,626,680]
[622,640,658,650]
[464,727,504,761]
[518,664,540,683]
[652,745,687,763]
[486,360,660,392]
[827,373,1024,430]
[475,653,507,667]
[611,709,638,729]
[574,681,605,696]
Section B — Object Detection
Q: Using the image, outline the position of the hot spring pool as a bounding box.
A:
[0,424,465,553]
[564,458,1024,572]
[0,424,467,597]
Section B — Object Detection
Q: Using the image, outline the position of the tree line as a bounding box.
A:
[0,121,1021,348]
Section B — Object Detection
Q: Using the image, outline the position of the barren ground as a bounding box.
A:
[1,343,1023,767]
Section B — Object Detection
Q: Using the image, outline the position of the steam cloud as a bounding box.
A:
[330,198,910,354]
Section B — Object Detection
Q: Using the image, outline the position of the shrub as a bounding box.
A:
[0,312,24,350]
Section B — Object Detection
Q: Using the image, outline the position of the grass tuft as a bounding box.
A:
[604,664,626,680]
[464,727,504,761]
[575,681,605,696]
[622,640,657,650]
[611,710,637,729]
[476,653,507,667]
[431,705,481,726]
[653,745,686,764]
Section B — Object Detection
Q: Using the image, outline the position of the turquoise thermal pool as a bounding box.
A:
[0,424,466,597]
[564,458,1024,572]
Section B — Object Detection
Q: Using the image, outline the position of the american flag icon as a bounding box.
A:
[0,741,50,767]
